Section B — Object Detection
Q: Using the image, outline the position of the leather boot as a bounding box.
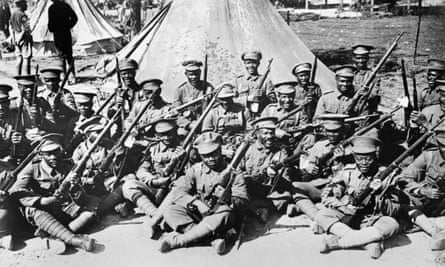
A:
[68,211,96,233]
[68,234,96,252]
[364,242,384,259]
[411,212,439,236]
[295,199,319,220]
[286,204,300,217]
[320,235,340,253]
[143,217,161,240]
[210,238,227,255]
[159,223,212,253]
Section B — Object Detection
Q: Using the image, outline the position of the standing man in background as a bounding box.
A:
[0,0,11,39]
[9,0,32,75]
[48,0,78,84]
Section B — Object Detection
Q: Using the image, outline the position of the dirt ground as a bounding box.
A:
[1,14,445,267]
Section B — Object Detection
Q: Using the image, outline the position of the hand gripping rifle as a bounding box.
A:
[354,117,445,209]
[53,110,121,200]
[347,32,404,116]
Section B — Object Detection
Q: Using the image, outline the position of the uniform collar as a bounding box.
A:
[201,161,226,174]
[40,159,58,176]
[247,74,259,81]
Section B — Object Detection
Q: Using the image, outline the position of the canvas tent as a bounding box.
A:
[105,0,336,101]
[30,0,123,56]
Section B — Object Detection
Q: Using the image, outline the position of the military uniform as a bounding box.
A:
[292,62,322,122]
[418,59,445,110]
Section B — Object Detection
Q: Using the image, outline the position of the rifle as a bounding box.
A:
[276,102,307,124]
[95,91,117,116]
[268,147,306,194]
[401,59,412,127]
[412,76,419,111]
[347,32,404,115]
[344,113,380,123]
[356,117,445,207]
[31,65,39,105]
[310,56,318,84]
[258,58,273,91]
[11,85,25,162]
[53,109,121,199]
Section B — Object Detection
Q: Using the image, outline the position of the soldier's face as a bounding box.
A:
[23,85,34,101]
[185,70,201,86]
[121,70,136,87]
[41,149,61,168]
[244,60,259,75]
[277,93,294,110]
[296,72,310,86]
[427,70,442,87]
[78,102,93,116]
[0,101,9,119]
[353,54,369,70]
[324,128,342,143]
[44,77,60,92]
[336,76,354,94]
[157,131,175,147]
[201,148,222,169]
[142,87,160,101]
[353,153,376,174]
[258,128,275,148]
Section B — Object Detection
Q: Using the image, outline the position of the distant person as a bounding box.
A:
[9,0,33,75]
[0,0,11,38]
[48,0,78,84]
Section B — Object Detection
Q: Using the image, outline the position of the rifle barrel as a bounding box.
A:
[95,91,117,115]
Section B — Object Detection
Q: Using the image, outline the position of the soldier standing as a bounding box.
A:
[418,59,445,110]
[234,51,274,113]
[410,80,445,131]
[316,136,404,259]
[351,44,377,90]
[111,58,141,118]
[9,0,32,75]
[159,132,248,255]
[48,0,78,83]
[292,62,322,123]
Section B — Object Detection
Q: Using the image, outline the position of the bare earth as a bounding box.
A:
[1,15,445,267]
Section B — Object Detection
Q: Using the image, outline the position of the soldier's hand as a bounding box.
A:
[357,88,368,97]
[40,196,59,206]
[222,146,235,159]
[174,146,186,160]
[266,166,278,178]
[369,179,383,191]
[410,111,427,127]
[420,187,444,199]
[305,163,319,176]
[333,146,345,159]
[191,199,210,215]
[11,131,23,144]
[213,184,225,199]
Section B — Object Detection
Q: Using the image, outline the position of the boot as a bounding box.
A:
[143,217,161,240]
[295,199,319,220]
[364,242,384,259]
[320,235,340,253]
[97,189,124,217]
[33,209,76,244]
[134,194,157,217]
[114,202,132,218]
[210,238,227,255]
[68,211,96,233]
[0,234,13,250]
[68,234,96,252]
[159,223,212,253]
[411,211,439,236]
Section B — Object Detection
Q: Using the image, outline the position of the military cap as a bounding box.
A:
[182,60,203,72]
[40,66,63,79]
[14,75,36,86]
[154,118,176,134]
[352,44,375,55]
[194,132,222,154]
[317,113,348,130]
[252,116,277,130]
[292,62,312,75]
[241,51,262,62]
[140,79,163,92]
[217,83,236,99]
[118,58,138,71]
[74,91,96,104]
[335,65,356,78]
[428,59,445,71]
[76,116,106,133]
[350,135,380,154]
[0,84,12,103]
[275,81,298,94]
[39,133,63,152]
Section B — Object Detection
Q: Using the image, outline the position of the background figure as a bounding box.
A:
[9,0,32,75]
[48,0,78,84]
[0,0,10,39]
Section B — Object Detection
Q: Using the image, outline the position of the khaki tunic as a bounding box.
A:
[233,74,274,110]
[419,86,441,111]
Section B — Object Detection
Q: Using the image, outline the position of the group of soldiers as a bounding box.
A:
[1,43,445,262]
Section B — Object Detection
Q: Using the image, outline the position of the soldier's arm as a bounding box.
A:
[398,152,428,197]
[9,163,42,207]
[201,109,215,132]
[314,95,327,119]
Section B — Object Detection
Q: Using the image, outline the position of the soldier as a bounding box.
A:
[64,91,96,156]
[159,132,248,255]
[418,59,445,110]
[262,82,313,153]
[202,83,247,159]
[410,80,445,131]
[351,44,377,90]
[240,116,292,213]
[121,119,185,222]
[233,50,274,112]
[316,136,403,259]
[9,0,33,75]
[10,134,96,253]
[396,125,445,253]
[292,62,322,122]
[0,84,29,163]
[315,65,377,118]
[39,66,77,134]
